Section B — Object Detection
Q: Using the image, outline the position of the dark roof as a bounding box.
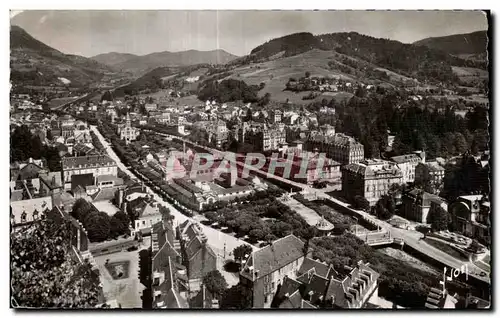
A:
[303,274,330,304]
[301,300,317,309]
[152,256,186,308]
[241,235,304,281]
[91,187,119,202]
[279,290,303,309]
[325,261,380,308]
[152,221,180,275]
[275,276,303,305]
[71,173,94,191]
[62,155,115,170]
[405,189,446,207]
[298,257,331,279]
[12,162,44,181]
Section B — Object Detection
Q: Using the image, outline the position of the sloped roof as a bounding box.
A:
[39,172,62,189]
[303,274,330,304]
[391,154,421,164]
[71,173,94,191]
[241,235,304,281]
[12,162,45,181]
[62,155,115,170]
[140,203,161,218]
[301,300,317,309]
[275,276,303,303]
[91,187,119,202]
[278,290,303,309]
[299,257,331,279]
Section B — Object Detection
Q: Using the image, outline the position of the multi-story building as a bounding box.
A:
[415,161,445,193]
[132,199,164,236]
[240,234,305,308]
[401,189,448,224]
[306,133,364,165]
[342,159,403,206]
[145,103,158,112]
[274,259,380,309]
[150,220,189,308]
[61,155,117,190]
[208,120,229,148]
[117,113,140,144]
[245,123,286,152]
[177,220,217,293]
[449,195,490,243]
[390,151,425,184]
[270,110,282,123]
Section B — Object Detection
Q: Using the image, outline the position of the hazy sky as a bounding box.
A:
[11,10,488,57]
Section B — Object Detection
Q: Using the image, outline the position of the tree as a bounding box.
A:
[101,90,113,102]
[110,211,130,238]
[71,198,94,221]
[11,217,101,307]
[375,195,395,220]
[84,212,111,242]
[220,283,252,309]
[353,195,370,211]
[46,129,53,141]
[305,71,311,78]
[427,206,449,232]
[202,270,228,298]
[233,244,253,264]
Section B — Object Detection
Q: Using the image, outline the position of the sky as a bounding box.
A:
[10,10,488,57]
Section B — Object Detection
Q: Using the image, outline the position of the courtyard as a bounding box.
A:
[93,242,149,308]
[93,200,121,216]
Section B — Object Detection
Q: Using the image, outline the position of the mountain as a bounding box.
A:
[90,52,139,67]
[10,25,114,88]
[413,30,488,55]
[233,31,487,81]
[110,49,238,75]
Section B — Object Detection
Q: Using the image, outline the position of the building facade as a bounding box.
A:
[62,155,118,189]
[401,189,447,224]
[306,133,364,165]
[240,235,305,308]
[448,195,490,243]
[342,159,403,206]
[117,113,140,144]
[390,152,425,184]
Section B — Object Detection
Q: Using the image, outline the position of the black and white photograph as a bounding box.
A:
[8,9,491,310]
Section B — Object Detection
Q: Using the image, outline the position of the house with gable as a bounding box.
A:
[239,234,306,308]
[272,258,380,309]
[150,220,189,308]
[177,220,217,293]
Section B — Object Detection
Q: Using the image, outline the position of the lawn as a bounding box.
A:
[423,238,468,261]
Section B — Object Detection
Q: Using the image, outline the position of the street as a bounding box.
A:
[90,126,258,259]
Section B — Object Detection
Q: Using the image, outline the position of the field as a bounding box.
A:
[214,49,377,104]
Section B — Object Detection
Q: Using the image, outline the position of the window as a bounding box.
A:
[142,221,146,225]
[271,282,275,290]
